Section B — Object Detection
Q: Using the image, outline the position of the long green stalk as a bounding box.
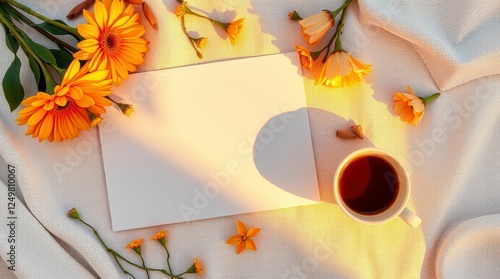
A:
[3,0,82,39]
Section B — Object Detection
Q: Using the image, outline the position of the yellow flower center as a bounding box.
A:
[100,28,121,55]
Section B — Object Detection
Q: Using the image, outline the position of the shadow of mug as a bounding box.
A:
[253,107,374,203]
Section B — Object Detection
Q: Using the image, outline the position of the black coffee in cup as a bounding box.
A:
[339,155,399,215]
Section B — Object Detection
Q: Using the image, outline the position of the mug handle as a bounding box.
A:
[399,207,422,228]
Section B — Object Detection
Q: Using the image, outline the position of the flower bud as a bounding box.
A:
[66,0,94,19]
[175,2,186,17]
[288,10,303,20]
[87,111,103,127]
[193,37,207,48]
[117,103,134,117]
[67,208,81,219]
[142,2,158,30]
[185,258,203,275]
[125,0,143,4]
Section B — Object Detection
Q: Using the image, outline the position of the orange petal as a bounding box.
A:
[226,235,242,245]
[236,220,247,236]
[245,238,257,251]
[142,2,158,30]
[38,112,54,140]
[83,9,98,28]
[236,241,245,254]
[246,227,261,238]
[109,0,125,26]
[64,59,82,83]
[55,96,68,107]
[93,0,108,30]
[27,108,47,126]
[77,23,99,39]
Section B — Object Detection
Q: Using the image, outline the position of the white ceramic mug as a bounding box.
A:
[333,148,421,228]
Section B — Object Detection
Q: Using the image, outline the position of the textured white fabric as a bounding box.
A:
[0,0,499,278]
[357,0,500,91]
[436,214,500,279]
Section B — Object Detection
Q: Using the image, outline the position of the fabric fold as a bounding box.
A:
[357,0,500,91]
[436,214,500,278]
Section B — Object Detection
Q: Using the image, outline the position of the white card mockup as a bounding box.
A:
[99,53,320,231]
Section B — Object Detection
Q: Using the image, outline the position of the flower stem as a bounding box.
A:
[184,5,228,31]
[163,245,174,278]
[3,3,79,52]
[3,0,82,39]
[331,0,352,17]
[0,12,56,94]
[422,92,441,105]
[139,255,150,279]
[184,6,211,21]
[333,4,350,52]
[78,219,136,278]
[179,14,202,58]
[111,253,136,279]
[77,219,182,278]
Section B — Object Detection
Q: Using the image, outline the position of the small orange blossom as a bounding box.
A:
[151,230,167,240]
[393,86,440,126]
[126,238,144,250]
[194,258,203,276]
[226,220,261,254]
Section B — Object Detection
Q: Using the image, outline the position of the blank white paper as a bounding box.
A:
[99,52,320,231]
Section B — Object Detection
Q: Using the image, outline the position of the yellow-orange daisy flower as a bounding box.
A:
[16,60,112,142]
[299,10,334,46]
[315,50,372,88]
[226,220,261,254]
[194,258,203,276]
[393,86,440,126]
[225,18,244,45]
[175,2,186,17]
[151,230,167,240]
[296,45,314,70]
[74,0,149,86]
[126,238,144,249]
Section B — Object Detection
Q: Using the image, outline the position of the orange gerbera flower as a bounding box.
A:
[299,10,335,46]
[393,86,440,126]
[226,220,261,254]
[315,50,372,88]
[16,60,112,142]
[74,0,149,86]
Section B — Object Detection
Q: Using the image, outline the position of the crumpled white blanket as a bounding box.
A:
[358,0,500,91]
[1,0,500,278]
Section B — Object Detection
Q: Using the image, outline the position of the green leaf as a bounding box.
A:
[1,22,19,54]
[0,3,20,22]
[2,56,24,111]
[26,37,57,66]
[28,54,41,86]
[36,20,71,36]
[50,49,73,69]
